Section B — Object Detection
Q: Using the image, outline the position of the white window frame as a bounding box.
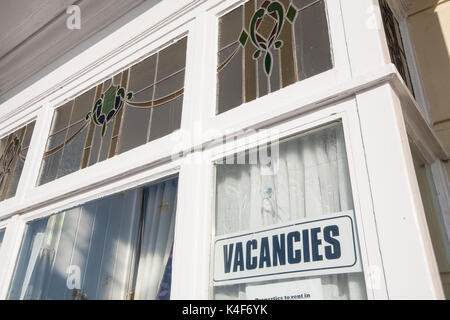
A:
[0,0,447,300]
[200,98,389,300]
[381,0,450,268]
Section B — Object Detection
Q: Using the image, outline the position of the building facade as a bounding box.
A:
[0,0,449,299]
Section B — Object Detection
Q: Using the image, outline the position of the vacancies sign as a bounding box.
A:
[213,212,361,285]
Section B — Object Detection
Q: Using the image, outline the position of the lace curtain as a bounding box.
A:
[214,123,367,300]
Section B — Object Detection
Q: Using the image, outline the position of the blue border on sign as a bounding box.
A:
[213,214,358,283]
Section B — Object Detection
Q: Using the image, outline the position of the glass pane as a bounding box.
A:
[118,103,152,154]
[156,38,187,81]
[50,102,73,134]
[217,46,243,114]
[216,0,333,114]
[213,122,367,300]
[58,123,89,178]
[128,55,157,93]
[5,148,27,200]
[294,0,333,79]
[218,5,243,50]
[8,177,178,300]
[70,88,96,126]
[0,121,36,201]
[22,122,36,149]
[0,228,5,250]
[38,37,187,186]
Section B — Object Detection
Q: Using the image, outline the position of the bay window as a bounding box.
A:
[0,0,447,301]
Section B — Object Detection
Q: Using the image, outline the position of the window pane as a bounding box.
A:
[0,121,36,201]
[38,37,187,186]
[216,0,333,114]
[213,123,367,300]
[0,228,5,250]
[379,0,415,95]
[8,177,178,300]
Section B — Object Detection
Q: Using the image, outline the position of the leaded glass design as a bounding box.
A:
[38,38,187,186]
[217,0,333,114]
[0,122,35,201]
[379,0,415,95]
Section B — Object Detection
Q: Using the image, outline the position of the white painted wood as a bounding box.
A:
[0,0,447,300]
[356,83,444,299]
[340,0,391,77]
[0,0,76,59]
[171,153,214,299]
[0,216,26,299]
[0,0,149,97]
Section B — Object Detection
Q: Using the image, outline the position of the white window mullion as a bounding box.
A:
[15,104,54,209]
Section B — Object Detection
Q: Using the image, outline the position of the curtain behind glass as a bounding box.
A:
[214,123,366,300]
[8,189,142,300]
[134,178,178,300]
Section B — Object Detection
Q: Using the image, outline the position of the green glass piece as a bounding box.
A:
[275,40,283,49]
[287,6,297,23]
[267,1,284,38]
[253,50,261,59]
[264,51,272,75]
[239,30,249,46]
[102,85,117,116]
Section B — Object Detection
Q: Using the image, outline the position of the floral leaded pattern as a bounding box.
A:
[38,38,187,185]
[0,122,35,201]
[217,0,333,114]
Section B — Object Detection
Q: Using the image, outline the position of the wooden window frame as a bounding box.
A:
[0,0,447,300]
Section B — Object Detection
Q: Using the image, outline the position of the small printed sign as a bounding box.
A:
[246,278,324,300]
[213,211,361,286]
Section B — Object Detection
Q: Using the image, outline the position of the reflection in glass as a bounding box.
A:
[8,178,178,300]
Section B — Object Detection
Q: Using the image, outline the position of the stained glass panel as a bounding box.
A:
[379,0,415,95]
[38,37,187,186]
[0,121,35,201]
[217,0,333,114]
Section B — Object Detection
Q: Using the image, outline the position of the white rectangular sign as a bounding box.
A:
[213,211,361,285]
[246,278,324,300]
